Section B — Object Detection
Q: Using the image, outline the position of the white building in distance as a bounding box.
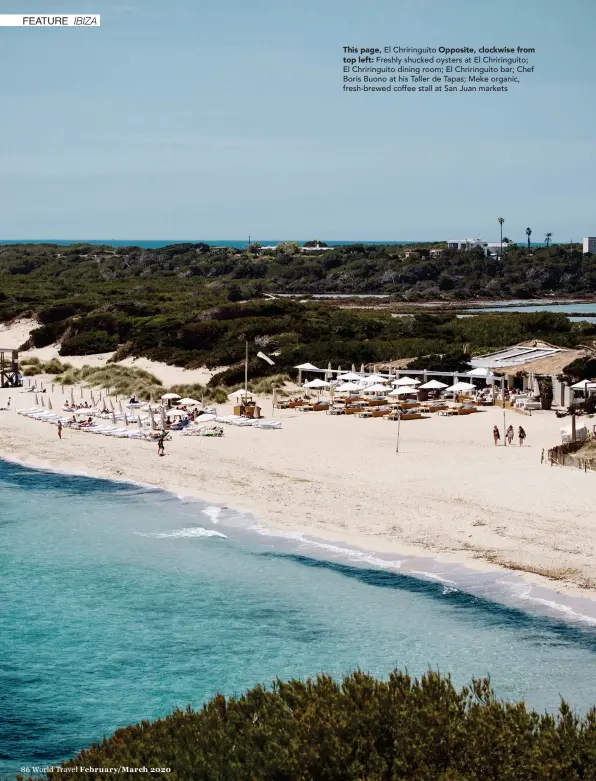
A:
[583,237,596,254]
[447,238,507,257]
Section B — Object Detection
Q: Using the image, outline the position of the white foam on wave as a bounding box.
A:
[201,506,222,524]
[409,570,457,586]
[255,526,403,570]
[135,526,227,540]
[496,579,596,626]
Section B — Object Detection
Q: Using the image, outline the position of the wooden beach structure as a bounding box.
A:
[0,348,21,388]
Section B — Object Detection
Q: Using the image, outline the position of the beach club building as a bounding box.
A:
[469,340,591,407]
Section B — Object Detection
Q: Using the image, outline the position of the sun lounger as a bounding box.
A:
[253,420,282,429]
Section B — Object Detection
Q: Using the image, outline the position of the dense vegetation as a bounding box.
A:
[24,669,596,781]
[0,242,594,382]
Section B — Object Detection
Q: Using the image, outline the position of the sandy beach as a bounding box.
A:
[1,369,595,601]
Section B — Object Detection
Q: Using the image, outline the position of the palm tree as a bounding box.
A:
[526,227,532,250]
[497,217,505,258]
[545,232,552,247]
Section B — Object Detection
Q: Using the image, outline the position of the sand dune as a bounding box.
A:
[0,317,225,386]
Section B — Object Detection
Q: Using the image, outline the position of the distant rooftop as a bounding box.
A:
[469,340,588,375]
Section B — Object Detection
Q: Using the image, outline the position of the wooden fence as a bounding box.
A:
[545,439,596,472]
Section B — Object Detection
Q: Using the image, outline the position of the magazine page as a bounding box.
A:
[1,1,596,779]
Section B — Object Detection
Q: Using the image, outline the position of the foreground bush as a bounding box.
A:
[32,670,596,781]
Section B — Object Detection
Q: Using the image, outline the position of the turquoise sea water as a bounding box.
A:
[3,460,596,777]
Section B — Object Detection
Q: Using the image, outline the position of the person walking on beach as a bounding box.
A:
[157,431,166,457]
[493,425,500,446]
[506,425,514,446]
[518,426,526,447]
[57,421,63,440]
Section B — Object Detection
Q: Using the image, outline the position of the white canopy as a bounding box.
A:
[418,379,448,390]
[362,374,388,384]
[445,381,476,392]
[337,371,362,382]
[162,393,181,400]
[389,386,417,396]
[336,382,365,392]
[304,378,330,388]
[228,390,254,399]
[570,380,596,391]
[392,377,421,386]
[178,397,201,405]
[294,362,322,371]
[467,367,496,378]
[361,383,389,394]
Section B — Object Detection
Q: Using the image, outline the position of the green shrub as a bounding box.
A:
[22,365,41,376]
[208,386,229,404]
[60,331,119,355]
[19,356,42,367]
[30,321,68,348]
[40,669,596,781]
[42,358,72,374]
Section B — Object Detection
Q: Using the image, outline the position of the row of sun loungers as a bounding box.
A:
[215,415,282,429]
[16,408,163,440]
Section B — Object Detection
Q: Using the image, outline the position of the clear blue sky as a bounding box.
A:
[1,0,594,241]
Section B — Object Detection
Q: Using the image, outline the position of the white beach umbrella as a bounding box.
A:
[336,382,364,392]
[109,399,115,412]
[326,362,332,381]
[304,379,330,388]
[467,367,494,378]
[149,407,156,429]
[41,395,45,407]
[34,393,39,405]
[360,363,365,373]
[47,398,53,411]
[389,387,417,396]
[570,380,596,391]
[362,383,388,394]
[337,371,362,382]
[167,409,187,417]
[363,374,388,384]
[228,390,254,401]
[294,362,322,371]
[118,400,123,414]
[161,393,181,400]
[392,377,421,386]
[351,364,356,372]
[70,387,74,403]
[444,381,476,393]
[178,397,201,405]
[112,412,117,426]
[161,408,166,429]
[137,414,143,431]
[418,380,448,390]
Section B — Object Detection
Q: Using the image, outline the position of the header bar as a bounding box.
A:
[0,15,100,26]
